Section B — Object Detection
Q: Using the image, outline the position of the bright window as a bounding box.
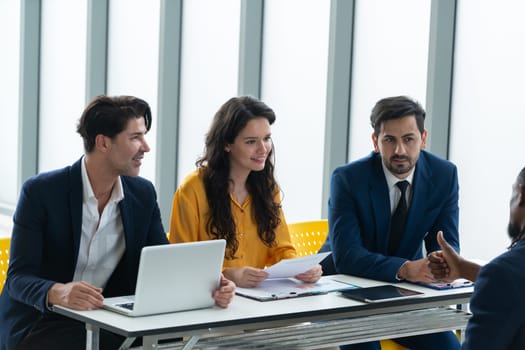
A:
[449,0,525,261]
[261,0,330,222]
[349,0,431,160]
[107,0,161,184]
[177,0,241,183]
[39,0,87,172]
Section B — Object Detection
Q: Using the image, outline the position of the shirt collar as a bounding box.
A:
[81,156,124,203]
[381,160,415,189]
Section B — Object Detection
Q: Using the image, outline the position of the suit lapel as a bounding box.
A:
[119,178,137,278]
[119,187,134,245]
[369,155,391,252]
[69,159,84,267]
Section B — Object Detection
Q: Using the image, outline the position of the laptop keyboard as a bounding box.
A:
[117,302,135,310]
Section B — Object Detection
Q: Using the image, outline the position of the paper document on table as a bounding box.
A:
[264,252,331,279]
[235,276,357,301]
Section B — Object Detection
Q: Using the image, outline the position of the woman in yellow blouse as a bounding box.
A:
[169,96,322,288]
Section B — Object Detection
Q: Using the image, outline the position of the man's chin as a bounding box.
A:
[389,165,412,176]
[123,167,141,177]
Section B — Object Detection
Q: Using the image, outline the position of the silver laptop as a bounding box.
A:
[103,239,226,317]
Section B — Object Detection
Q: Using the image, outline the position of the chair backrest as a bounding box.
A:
[288,220,328,257]
[0,237,10,293]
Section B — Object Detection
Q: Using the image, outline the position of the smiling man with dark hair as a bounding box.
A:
[0,95,235,350]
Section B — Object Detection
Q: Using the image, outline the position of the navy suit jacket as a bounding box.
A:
[462,239,525,350]
[0,158,168,350]
[322,150,460,282]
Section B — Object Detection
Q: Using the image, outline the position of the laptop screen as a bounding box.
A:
[103,239,226,316]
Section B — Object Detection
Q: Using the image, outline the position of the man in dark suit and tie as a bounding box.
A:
[320,95,461,350]
[0,95,235,350]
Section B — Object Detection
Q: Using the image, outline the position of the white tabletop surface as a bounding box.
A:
[53,274,473,338]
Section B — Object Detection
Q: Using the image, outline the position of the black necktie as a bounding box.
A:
[388,180,409,255]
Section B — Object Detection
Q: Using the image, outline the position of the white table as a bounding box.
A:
[53,275,473,349]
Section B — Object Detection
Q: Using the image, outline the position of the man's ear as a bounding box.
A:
[95,134,110,152]
[421,129,428,149]
[371,133,379,152]
[518,184,525,207]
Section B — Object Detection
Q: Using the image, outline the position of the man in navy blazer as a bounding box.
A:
[321,96,461,350]
[429,166,525,350]
[0,96,235,350]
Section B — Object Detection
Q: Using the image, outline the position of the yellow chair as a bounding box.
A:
[287,220,405,350]
[0,237,10,293]
[380,339,406,350]
[288,220,329,257]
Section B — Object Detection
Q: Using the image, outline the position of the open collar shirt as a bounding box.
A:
[73,156,126,288]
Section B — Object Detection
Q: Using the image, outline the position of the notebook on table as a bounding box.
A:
[103,239,226,317]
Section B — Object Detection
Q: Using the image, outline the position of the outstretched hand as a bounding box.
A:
[428,231,462,281]
[398,258,435,283]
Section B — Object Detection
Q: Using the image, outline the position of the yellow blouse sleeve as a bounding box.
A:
[169,170,209,244]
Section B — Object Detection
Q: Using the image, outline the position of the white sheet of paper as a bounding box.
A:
[235,275,356,301]
[264,251,331,279]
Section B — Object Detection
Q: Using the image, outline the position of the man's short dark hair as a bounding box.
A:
[76,95,152,153]
[370,96,425,136]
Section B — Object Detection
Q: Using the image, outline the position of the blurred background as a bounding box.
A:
[1,0,524,262]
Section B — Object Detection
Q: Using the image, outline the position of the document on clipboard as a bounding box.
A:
[235,276,357,301]
[264,252,332,279]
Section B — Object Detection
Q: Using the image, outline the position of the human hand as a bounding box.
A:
[427,250,450,280]
[398,258,435,283]
[48,281,104,310]
[294,264,323,283]
[428,230,463,281]
[213,274,236,308]
[223,267,269,288]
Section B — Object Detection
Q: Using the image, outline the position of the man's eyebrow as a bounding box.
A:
[128,130,146,136]
[383,132,416,137]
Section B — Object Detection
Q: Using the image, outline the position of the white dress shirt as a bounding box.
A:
[73,157,126,288]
